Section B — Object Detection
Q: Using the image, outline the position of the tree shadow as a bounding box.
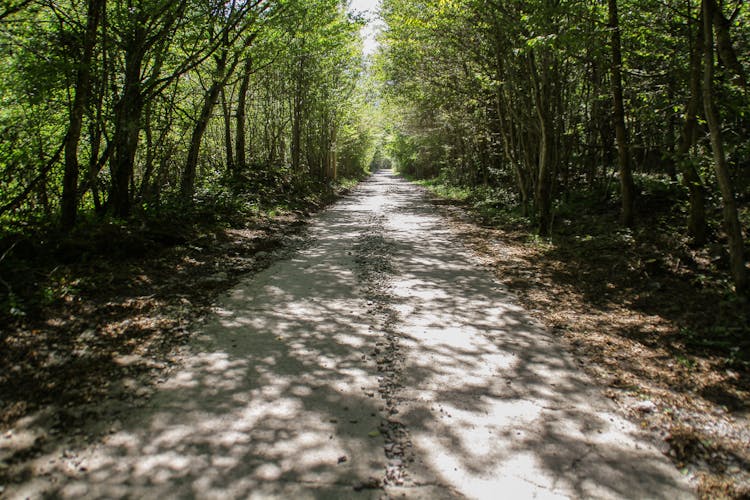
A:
[9,181,396,498]
[6,171,694,498]
[373,169,694,498]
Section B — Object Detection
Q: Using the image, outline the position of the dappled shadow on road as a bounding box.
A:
[376,170,693,498]
[18,179,396,499]
[428,180,749,494]
[12,170,693,498]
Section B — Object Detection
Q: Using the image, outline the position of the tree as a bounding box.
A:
[608,0,635,227]
[377,0,749,292]
[61,0,104,230]
[180,1,269,201]
[108,0,189,218]
[675,4,707,245]
[701,0,746,293]
[0,0,373,230]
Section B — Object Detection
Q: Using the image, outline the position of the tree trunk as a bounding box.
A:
[536,112,553,236]
[181,80,225,200]
[329,123,337,180]
[181,51,230,201]
[235,56,252,172]
[61,0,103,230]
[530,51,553,236]
[221,88,234,175]
[677,8,707,245]
[291,46,305,173]
[85,121,104,213]
[608,0,635,227]
[708,0,747,88]
[701,0,747,293]
[291,92,302,173]
[497,89,529,215]
[665,51,678,181]
[139,102,156,202]
[109,38,145,218]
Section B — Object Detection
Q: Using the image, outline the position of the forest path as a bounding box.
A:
[16,170,693,499]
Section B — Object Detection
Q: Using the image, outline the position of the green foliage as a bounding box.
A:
[413,177,473,202]
[412,174,532,228]
[0,0,377,234]
[377,0,749,289]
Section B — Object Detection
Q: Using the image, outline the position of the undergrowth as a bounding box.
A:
[0,173,366,324]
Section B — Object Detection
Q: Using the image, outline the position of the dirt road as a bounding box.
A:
[8,170,694,499]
